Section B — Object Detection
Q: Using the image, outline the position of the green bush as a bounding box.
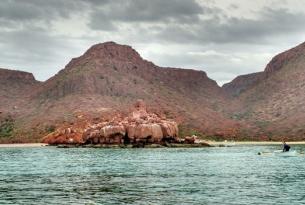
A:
[0,117,14,138]
[178,124,204,138]
[45,125,56,133]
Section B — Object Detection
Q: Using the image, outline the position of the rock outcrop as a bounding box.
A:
[42,100,179,145]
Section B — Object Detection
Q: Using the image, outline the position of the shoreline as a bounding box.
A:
[1,141,305,148]
[0,143,48,148]
[205,141,305,146]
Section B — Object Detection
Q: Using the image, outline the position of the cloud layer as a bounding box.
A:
[1,0,305,85]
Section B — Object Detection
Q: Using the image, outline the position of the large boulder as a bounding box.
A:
[160,121,178,137]
[83,125,125,144]
[127,123,163,143]
[42,127,84,144]
[184,136,196,144]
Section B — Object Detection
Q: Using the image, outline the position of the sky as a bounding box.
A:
[1,0,305,85]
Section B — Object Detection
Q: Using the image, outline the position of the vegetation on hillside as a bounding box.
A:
[0,116,14,138]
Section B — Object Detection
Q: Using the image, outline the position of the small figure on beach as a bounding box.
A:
[282,141,290,152]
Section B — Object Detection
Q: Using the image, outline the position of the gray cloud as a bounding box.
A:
[0,0,82,22]
[87,2,305,46]
[89,0,204,31]
[0,0,305,85]
[149,7,305,45]
[0,25,80,80]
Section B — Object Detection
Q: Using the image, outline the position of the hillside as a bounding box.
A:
[3,41,305,142]
[224,42,305,140]
[223,72,265,97]
[0,68,40,114]
[0,42,239,142]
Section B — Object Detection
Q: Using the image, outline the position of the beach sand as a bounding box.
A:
[0,143,48,148]
[1,141,305,148]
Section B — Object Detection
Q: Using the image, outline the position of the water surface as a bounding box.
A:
[1,146,305,204]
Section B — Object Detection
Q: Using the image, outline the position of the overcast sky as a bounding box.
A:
[1,0,305,85]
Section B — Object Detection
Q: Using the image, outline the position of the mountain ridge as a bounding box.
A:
[0,41,239,143]
[2,41,305,142]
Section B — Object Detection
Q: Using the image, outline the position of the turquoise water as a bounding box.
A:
[1,146,305,205]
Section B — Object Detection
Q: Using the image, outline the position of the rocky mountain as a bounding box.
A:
[0,68,40,113]
[224,42,305,140]
[0,42,239,142]
[3,41,305,142]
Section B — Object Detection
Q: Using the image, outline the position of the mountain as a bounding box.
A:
[0,42,239,142]
[4,41,305,142]
[0,68,40,113]
[224,42,305,140]
[223,72,264,97]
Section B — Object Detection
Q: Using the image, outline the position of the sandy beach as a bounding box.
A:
[1,141,305,148]
[0,143,48,148]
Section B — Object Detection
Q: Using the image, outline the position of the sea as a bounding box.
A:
[1,146,305,205]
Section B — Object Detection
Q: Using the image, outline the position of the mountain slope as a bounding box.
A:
[2,42,239,142]
[223,72,264,97]
[3,41,305,141]
[0,68,40,113]
[225,42,305,139]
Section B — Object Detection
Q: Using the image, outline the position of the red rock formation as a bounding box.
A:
[42,100,179,145]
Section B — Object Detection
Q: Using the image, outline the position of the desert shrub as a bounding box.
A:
[178,124,204,138]
[255,120,270,129]
[0,117,14,138]
[45,125,56,133]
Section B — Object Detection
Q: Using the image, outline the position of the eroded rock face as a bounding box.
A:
[42,100,179,145]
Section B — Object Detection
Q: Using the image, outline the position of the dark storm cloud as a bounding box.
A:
[87,1,305,45]
[0,0,89,79]
[89,0,205,30]
[0,0,82,22]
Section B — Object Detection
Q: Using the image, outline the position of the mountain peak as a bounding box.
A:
[83,41,142,62]
[0,68,37,82]
[265,41,305,74]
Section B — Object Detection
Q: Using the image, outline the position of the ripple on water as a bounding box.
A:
[1,146,305,204]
